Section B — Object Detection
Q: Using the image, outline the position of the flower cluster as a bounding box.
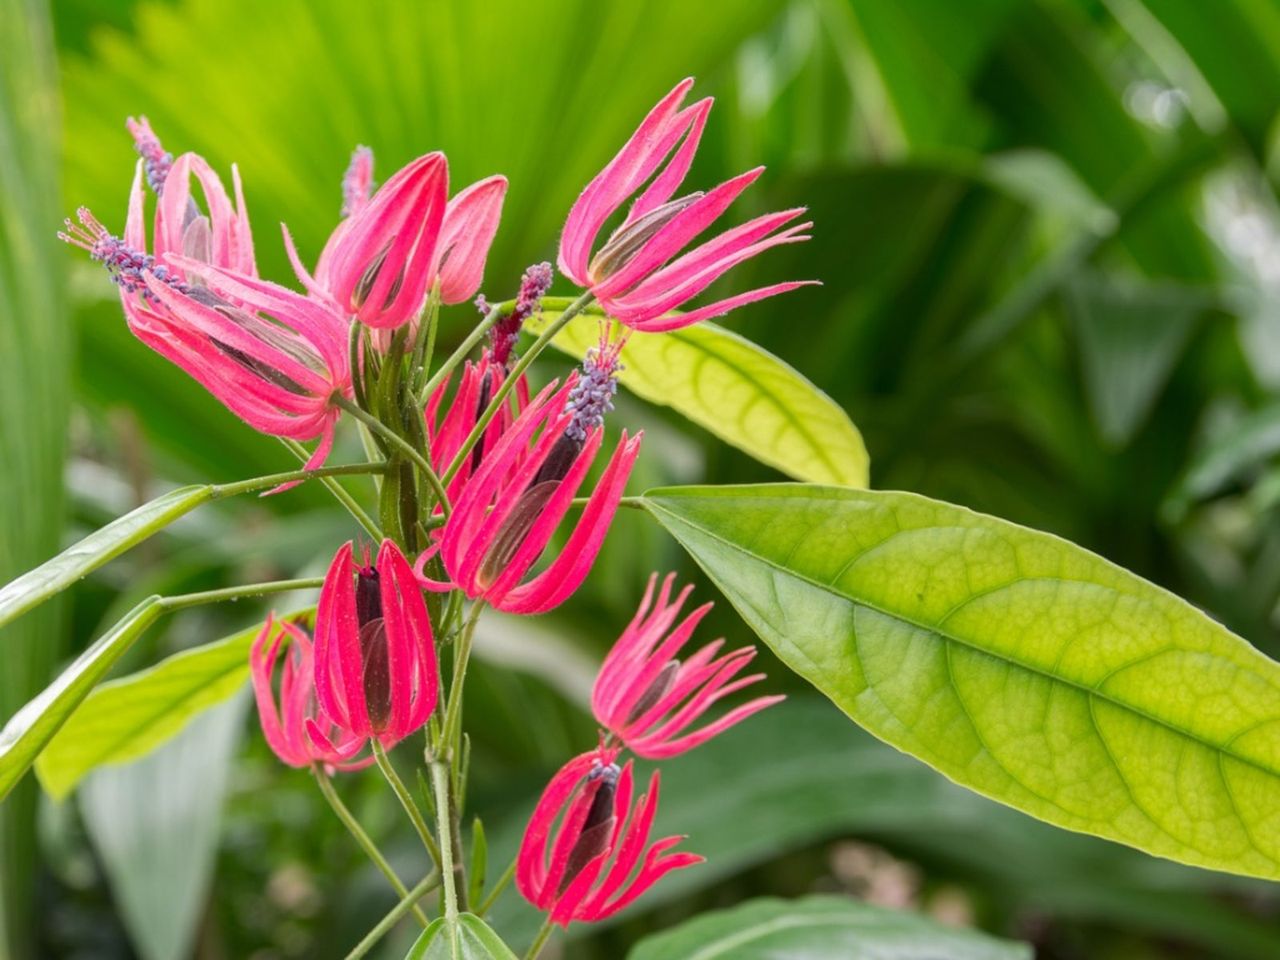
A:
[60,77,804,946]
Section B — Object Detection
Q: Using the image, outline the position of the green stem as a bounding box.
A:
[211,461,388,499]
[441,292,594,486]
[411,284,442,396]
[430,760,460,924]
[524,920,555,960]
[279,438,383,540]
[416,302,506,405]
[333,395,452,516]
[314,769,430,927]
[475,857,516,917]
[158,577,322,612]
[344,872,440,960]
[439,603,484,755]
[372,740,442,867]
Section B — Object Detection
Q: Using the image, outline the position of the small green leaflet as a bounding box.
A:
[405,914,519,959]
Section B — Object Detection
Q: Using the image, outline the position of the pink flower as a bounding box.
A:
[61,198,347,480]
[516,747,701,927]
[136,259,351,476]
[417,350,641,615]
[249,614,371,772]
[424,349,530,507]
[311,541,439,749]
[558,77,816,332]
[593,574,784,758]
[126,115,173,195]
[286,151,507,331]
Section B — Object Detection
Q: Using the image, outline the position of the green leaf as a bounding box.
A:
[79,693,247,960]
[35,610,312,799]
[0,598,163,800]
[641,483,1280,881]
[0,485,213,633]
[627,895,1032,960]
[405,914,519,959]
[527,307,869,487]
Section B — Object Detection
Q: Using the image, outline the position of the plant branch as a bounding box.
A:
[343,872,440,960]
[333,394,452,515]
[524,919,555,960]
[279,438,383,540]
[416,301,505,405]
[314,769,430,927]
[441,292,594,486]
[430,759,460,924]
[372,740,442,868]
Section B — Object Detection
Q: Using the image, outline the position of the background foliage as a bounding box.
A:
[4,0,1280,957]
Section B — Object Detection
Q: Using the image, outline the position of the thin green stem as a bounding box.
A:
[439,602,484,755]
[158,577,322,612]
[441,292,594,486]
[416,302,506,405]
[313,769,430,927]
[344,872,440,960]
[333,395,452,515]
[372,740,442,867]
[211,461,388,499]
[411,284,442,396]
[475,857,516,917]
[430,760,460,924]
[279,438,383,540]
[524,919,555,960]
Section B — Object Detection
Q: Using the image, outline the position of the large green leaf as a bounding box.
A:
[405,914,518,959]
[641,483,1280,880]
[527,307,869,487]
[627,895,1032,960]
[36,609,312,799]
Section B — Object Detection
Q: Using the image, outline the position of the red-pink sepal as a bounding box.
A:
[557,77,817,331]
[324,151,449,329]
[429,175,508,305]
[423,348,530,507]
[418,379,642,615]
[250,614,371,772]
[515,747,702,927]
[311,541,439,748]
[137,260,350,487]
[593,573,784,759]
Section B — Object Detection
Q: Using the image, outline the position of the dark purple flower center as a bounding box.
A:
[558,762,620,895]
[626,660,680,725]
[355,567,392,732]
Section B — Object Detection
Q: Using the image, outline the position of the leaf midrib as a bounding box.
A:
[644,497,1280,787]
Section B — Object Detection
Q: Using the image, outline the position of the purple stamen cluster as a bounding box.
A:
[127,116,173,196]
[58,207,187,299]
[486,261,554,366]
[342,145,375,217]
[565,347,620,441]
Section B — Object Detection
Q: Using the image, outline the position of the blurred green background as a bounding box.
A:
[4,0,1280,957]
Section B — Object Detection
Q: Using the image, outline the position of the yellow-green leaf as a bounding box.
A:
[642,483,1280,881]
[35,610,312,800]
[527,308,869,487]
